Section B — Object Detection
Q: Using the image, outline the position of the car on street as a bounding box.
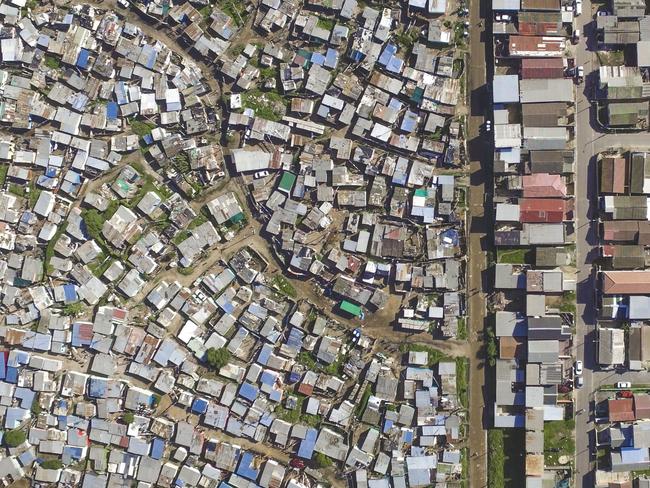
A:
[575,65,584,84]
[572,29,580,44]
[289,458,305,469]
[574,360,583,375]
[575,0,582,15]
[617,390,633,398]
[117,0,130,7]
[495,14,512,22]
[576,376,584,388]
[254,171,270,179]
[616,381,632,389]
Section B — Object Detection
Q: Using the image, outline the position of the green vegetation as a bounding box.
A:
[461,447,469,488]
[151,394,161,408]
[271,275,297,298]
[241,89,286,122]
[486,324,498,367]
[61,302,84,317]
[313,452,333,468]
[44,223,67,275]
[173,230,191,245]
[544,418,575,466]
[356,384,372,416]
[90,258,113,278]
[123,412,135,424]
[497,248,531,264]
[0,164,7,187]
[453,22,467,47]
[457,316,467,340]
[487,430,505,488]
[3,429,26,447]
[30,401,42,416]
[259,67,277,80]
[44,55,61,69]
[8,183,25,197]
[296,351,317,369]
[274,395,321,426]
[394,27,420,53]
[559,291,576,314]
[596,49,625,66]
[399,343,451,368]
[81,208,110,252]
[323,353,347,376]
[129,119,156,137]
[218,0,248,26]
[456,357,468,408]
[205,347,231,370]
[316,17,336,30]
[40,459,63,470]
[178,266,194,276]
[29,183,42,209]
[199,5,212,18]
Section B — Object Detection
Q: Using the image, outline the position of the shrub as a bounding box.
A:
[4,429,26,447]
[123,412,135,424]
[40,459,63,470]
[205,347,231,370]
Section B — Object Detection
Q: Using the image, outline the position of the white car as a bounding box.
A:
[576,376,584,388]
[616,381,632,388]
[574,360,583,375]
[495,14,512,22]
[575,0,582,15]
[117,0,130,7]
[254,171,270,179]
[572,29,580,44]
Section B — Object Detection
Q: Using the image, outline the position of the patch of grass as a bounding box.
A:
[90,257,113,278]
[259,67,277,80]
[456,357,468,408]
[497,248,531,264]
[394,27,420,53]
[178,266,194,276]
[316,17,335,30]
[313,452,333,468]
[129,119,156,137]
[43,55,61,69]
[296,352,317,369]
[199,5,212,18]
[559,290,576,314]
[356,384,372,417]
[399,343,451,368]
[596,50,625,66]
[188,214,208,229]
[241,89,286,122]
[457,316,467,340]
[544,418,575,466]
[271,275,297,298]
[488,430,504,488]
[8,183,25,197]
[0,164,7,187]
[44,223,67,275]
[28,182,42,209]
[218,0,248,27]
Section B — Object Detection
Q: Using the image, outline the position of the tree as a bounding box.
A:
[123,412,135,424]
[313,452,333,468]
[205,347,231,371]
[486,326,498,367]
[4,429,26,447]
[61,302,84,317]
[31,402,42,416]
[40,459,63,470]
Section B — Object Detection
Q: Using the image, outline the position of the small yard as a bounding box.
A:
[456,357,468,408]
[544,418,575,466]
[596,50,625,66]
[241,90,286,122]
[400,343,451,368]
[271,275,297,298]
[497,248,532,264]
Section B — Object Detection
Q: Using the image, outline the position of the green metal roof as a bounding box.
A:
[340,300,361,316]
[278,172,297,193]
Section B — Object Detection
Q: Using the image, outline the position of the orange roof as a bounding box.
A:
[522,174,567,198]
[602,271,650,294]
[519,198,566,223]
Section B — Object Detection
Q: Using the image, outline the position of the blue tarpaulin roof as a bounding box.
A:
[236,452,259,481]
[0,353,6,380]
[63,284,78,303]
[239,382,259,402]
[5,367,17,384]
[257,344,272,366]
[151,438,165,459]
[76,49,90,69]
[88,378,107,398]
[191,398,209,414]
[106,102,119,120]
[297,428,318,459]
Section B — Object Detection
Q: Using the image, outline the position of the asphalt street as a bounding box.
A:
[573,4,650,485]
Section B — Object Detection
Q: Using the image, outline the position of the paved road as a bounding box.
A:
[573,4,650,484]
[467,0,489,485]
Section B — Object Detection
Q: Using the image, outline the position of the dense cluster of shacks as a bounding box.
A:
[490,0,581,483]
[593,0,650,129]
[0,0,474,485]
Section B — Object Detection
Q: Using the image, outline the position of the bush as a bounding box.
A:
[205,347,231,370]
[313,452,333,468]
[4,429,26,447]
[123,412,135,424]
[31,402,42,416]
[61,302,84,317]
[40,459,63,470]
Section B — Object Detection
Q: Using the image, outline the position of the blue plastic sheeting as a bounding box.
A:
[236,452,259,481]
[191,398,209,414]
[311,53,325,66]
[378,44,397,65]
[238,382,259,402]
[5,367,18,384]
[106,102,119,120]
[63,284,78,303]
[257,344,272,366]
[88,377,107,398]
[297,428,318,459]
[151,438,165,459]
[324,48,338,69]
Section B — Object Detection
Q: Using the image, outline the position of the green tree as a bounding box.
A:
[486,326,498,367]
[205,347,231,370]
[61,302,84,317]
[40,459,63,470]
[3,429,26,447]
[123,412,135,424]
[31,402,42,416]
[313,452,333,468]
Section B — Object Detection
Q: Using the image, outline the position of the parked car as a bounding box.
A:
[575,0,582,15]
[289,458,305,469]
[616,381,632,388]
[617,390,633,398]
[575,65,584,84]
[574,360,583,375]
[117,0,130,7]
[254,170,270,179]
[495,14,512,22]
[576,376,584,388]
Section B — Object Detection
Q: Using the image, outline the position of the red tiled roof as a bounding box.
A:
[521,58,565,79]
[519,198,566,223]
[602,271,650,294]
[608,398,635,422]
[522,174,567,198]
